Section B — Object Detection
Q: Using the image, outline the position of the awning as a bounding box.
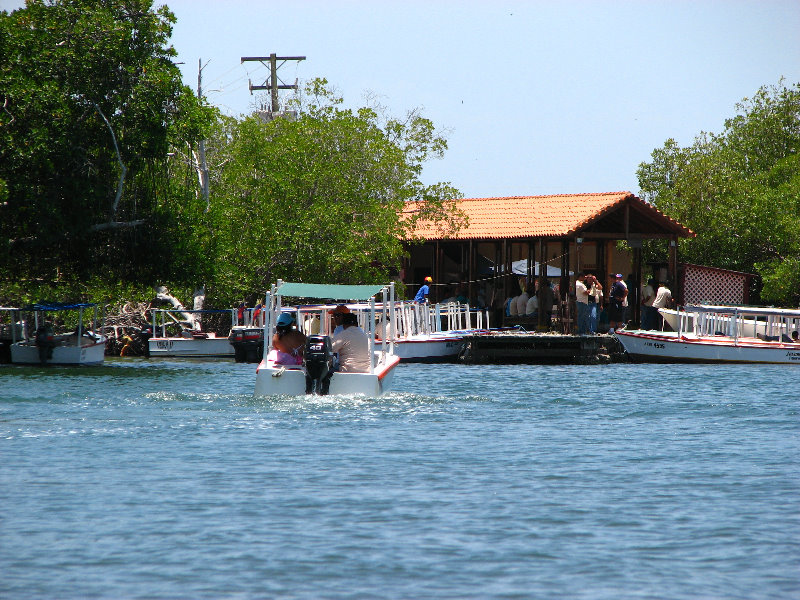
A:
[512,260,572,278]
[22,302,99,311]
[275,282,387,301]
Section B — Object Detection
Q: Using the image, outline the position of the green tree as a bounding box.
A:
[208,79,465,303]
[637,81,800,305]
[0,0,215,300]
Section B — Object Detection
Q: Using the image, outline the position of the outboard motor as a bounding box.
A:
[304,335,334,395]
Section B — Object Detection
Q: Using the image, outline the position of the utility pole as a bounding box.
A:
[240,53,305,119]
[196,59,210,211]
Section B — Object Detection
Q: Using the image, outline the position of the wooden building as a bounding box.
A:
[402,191,695,329]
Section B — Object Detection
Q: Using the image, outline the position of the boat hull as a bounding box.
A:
[10,338,106,366]
[392,335,465,362]
[616,330,800,364]
[254,353,401,396]
[148,335,234,358]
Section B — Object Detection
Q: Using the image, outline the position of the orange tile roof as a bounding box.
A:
[404,191,693,240]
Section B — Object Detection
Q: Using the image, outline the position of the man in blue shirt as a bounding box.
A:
[414,276,432,303]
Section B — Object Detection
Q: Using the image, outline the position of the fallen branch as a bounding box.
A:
[89,219,146,232]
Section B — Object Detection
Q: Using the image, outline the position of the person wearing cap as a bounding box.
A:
[270,311,306,365]
[331,312,371,373]
[331,304,350,335]
[413,276,433,303]
[608,273,628,333]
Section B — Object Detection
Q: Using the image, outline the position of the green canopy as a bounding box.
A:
[275,282,387,301]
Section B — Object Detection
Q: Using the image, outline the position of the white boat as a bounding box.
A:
[658,307,783,338]
[389,301,491,362]
[148,308,236,358]
[9,303,107,366]
[616,304,800,364]
[254,281,401,396]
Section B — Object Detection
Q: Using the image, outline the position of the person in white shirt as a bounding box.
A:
[575,272,590,334]
[331,313,371,373]
[586,274,603,333]
[652,281,673,330]
[525,294,538,317]
[641,278,657,329]
[516,285,532,316]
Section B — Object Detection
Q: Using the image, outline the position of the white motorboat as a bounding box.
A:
[148,308,236,358]
[616,304,800,364]
[9,303,107,366]
[389,301,490,362]
[254,281,401,396]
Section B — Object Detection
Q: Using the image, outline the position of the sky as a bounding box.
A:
[3,0,799,199]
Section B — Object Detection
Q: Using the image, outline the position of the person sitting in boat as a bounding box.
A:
[331,304,350,335]
[269,312,306,366]
[331,312,371,373]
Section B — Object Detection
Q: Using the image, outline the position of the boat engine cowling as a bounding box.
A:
[304,335,333,395]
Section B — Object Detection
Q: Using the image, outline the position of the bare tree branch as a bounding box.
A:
[93,102,127,216]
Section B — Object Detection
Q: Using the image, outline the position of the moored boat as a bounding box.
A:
[616,304,800,364]
[148,308,236,358]
[254,281,401,396]
[389,301,491,362]
[9,303,107,366]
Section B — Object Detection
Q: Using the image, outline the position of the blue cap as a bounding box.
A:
[276,312,294,327]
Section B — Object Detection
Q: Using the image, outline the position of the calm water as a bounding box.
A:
[1,359,798,599]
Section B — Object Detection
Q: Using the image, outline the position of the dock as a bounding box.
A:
[459,332,626,364]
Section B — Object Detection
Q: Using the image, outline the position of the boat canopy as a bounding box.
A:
[275,282,387,301]
[22,302,98,311]
[150,308,232,314]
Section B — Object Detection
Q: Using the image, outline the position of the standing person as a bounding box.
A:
[413,276,432,303]
[608,273,628,333]
[587,274,603,334]
[641,278,657,330]
[652,281,674,330]
[575,272,590,335]
[331,312,371,373]
[538,278,555,329]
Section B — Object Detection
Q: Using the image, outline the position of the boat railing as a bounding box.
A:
[683,304,800,343]
[151,308,235,338]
